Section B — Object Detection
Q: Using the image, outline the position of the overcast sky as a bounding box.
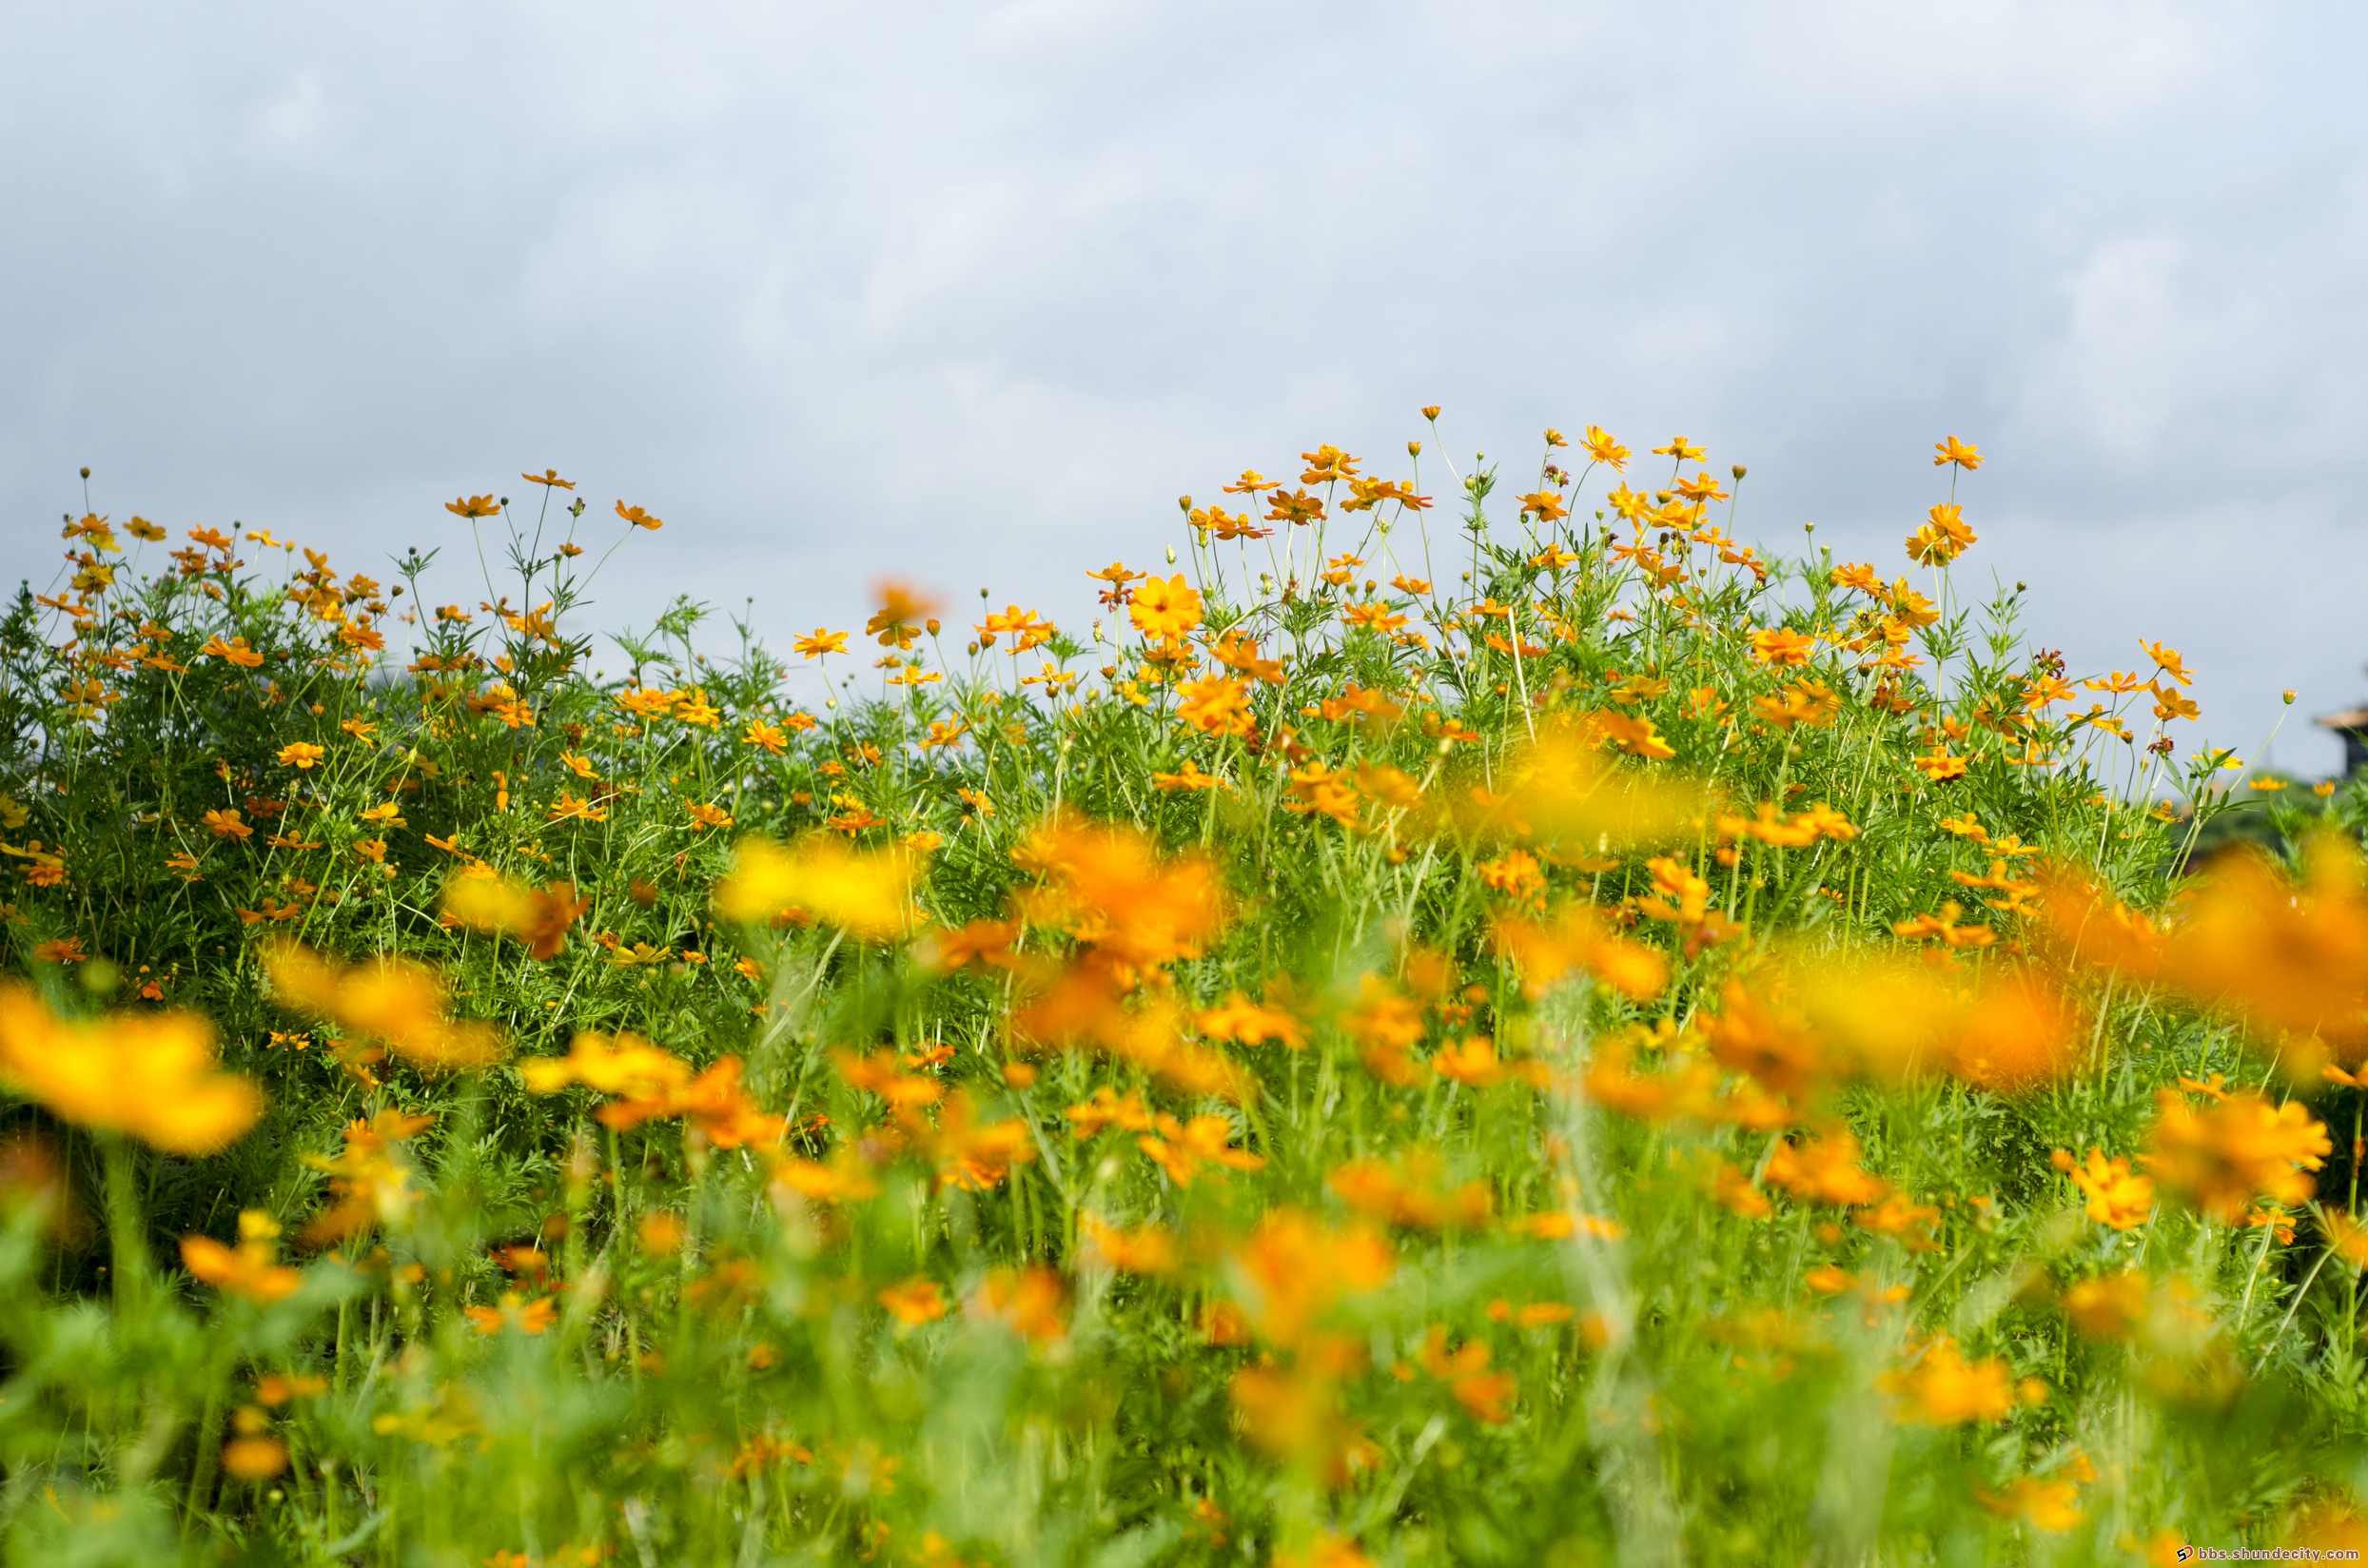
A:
[7,2,2366,772]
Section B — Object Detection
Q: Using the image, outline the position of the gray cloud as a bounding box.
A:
[6,2,2364,769]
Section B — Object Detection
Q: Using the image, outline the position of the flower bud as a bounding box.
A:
[2283,689,2297,705]
[1420,405,1441,421]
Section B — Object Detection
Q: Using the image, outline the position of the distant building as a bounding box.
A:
[2320,706,2368,775]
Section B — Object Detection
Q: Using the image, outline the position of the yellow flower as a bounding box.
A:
[200,633,265,667]
[1595,711,1675,760]
[264,944,505,1070]
[301,1109,434,1244]
[1175,675,1254,737]
[1748,628,1814,667]
[444,495,500,519]
[1978,1477,2081,1533]
[521,1032,692,1099]
[714,834,921,942]
[1931,435,1983,470]
[275,741,325,770]
[440,873,588,959]
[0,983,262,1154]
[1885,1337,2014,1424]
[2059,1269,2149,1339]
[1128,574,1204,640]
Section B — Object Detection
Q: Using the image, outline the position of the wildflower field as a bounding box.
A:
[4,421,2366,1567]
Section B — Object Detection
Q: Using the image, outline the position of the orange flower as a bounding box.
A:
[1582,426,1628,470]
[863,579,940,646]
[1747,627,1813,667]
[1063,1086,1156,1139]
[2147,836,2368,1065]
[899,1088,1036,1192]
[597,1055,780,1149]
[1492,903,1669,1002]
[614,500,663,530]
[1595,711,1675,760]
[1014,816,1225,970]
[181,1210,302,1303]
[1080,1212,1182,1275]
[1476,849,1547,906]
[2050,1148,2154,1229]
[1764,1128,1889,1206]
[1326,1149,1491,1229]
[1414,1324,1517,1422]
[765,1146,882,1205]
[1193,994,1306,1056]
[0,983,262,1154]
[203,808,253,840]
[1226,1207,1393,1351]
[793,628,848,659]
[2142,1087,2330,1222]
[1272,1534,1375,1568]
[441,872,589,959]
[275,741,324,770]
[445,495,501,519]
[1139,1112,1264,1186]
[1906,502,1977,566]
[464,1292,558,1336]
[1977,1478,2081,1534]
[1175,674,1254,736]
[1231,1362,1383,1489]
[877,1276,949,1325]
[970,1265,1067,1343]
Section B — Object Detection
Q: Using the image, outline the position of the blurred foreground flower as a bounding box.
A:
[265,944,506,1070]
[714,834,924,941]
[441,871,591,958]
[0,982,261,1153]
[2142,1087,2329,1222]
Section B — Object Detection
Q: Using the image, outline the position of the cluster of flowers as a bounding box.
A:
[0,429,2362,1563]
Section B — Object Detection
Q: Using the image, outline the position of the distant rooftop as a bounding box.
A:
[2319,705,2368,774]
